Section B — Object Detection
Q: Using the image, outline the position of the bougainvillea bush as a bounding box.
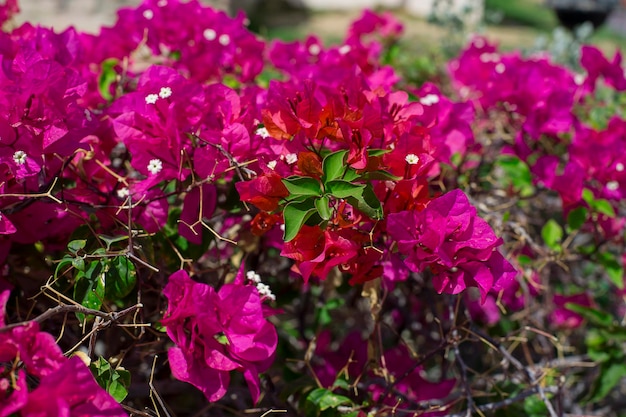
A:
[1,0,626,415]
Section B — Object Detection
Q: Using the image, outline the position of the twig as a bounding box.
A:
[445,385,559,417]
[149,355,172,417]
[449,298,474,417]
[0,303,143,333]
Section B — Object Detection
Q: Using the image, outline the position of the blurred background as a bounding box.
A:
[11,0,626,58]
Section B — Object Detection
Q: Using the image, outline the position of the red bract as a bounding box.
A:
[387,189,517,301]
[280,227,360,283]
[235,172,289,212]
[162,270,277,403]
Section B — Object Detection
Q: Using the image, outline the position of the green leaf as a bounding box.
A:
[582,189,616,217]
[592,199,616,217]
[341,168,360,182]
[541,219,563,251]
[362,170,402,181]
[326,180,365,199]
[565,303,613,328]
[315,195,332,221]
[98,234,130,251]
[597,252,624,289]
[367,149,391,157]
[496,155,534,196]
[306,388,352,416]
[98,58,118,101]
[322,150,348,184]
[73,261,106,321]
[283,199,318,242]
[67,239,87,255]
[582,188,595,205]
[282,176,323,197]
[351,184,383,220]
[89,357,131,403]
[523,395,548,417]
[586,361,626,403]
[72,257,86,272]
[105,256,137,299]
[567,206,588,231]
[54,256,75,279]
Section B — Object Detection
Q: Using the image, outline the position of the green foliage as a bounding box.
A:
[57,239,138,321]
[305,388,354,417]
[281,150,385,241]
[582,189,616,217]
[89,357,131,403]
[541,219,563,252]
[566,304,626,402]
[98,58,119,101]
[496,155,534,197]
[485,0,557,31]
[566,206,588,231]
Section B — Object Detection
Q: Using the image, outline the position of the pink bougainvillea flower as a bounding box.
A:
[0,281,125,417]
[387,189,517,301]
[550,292,593,329]
[580,45,626,92]
[313,331,369,388]
[178,184,217,244]
[162,270,277,403]
[20,356,127,417]
[369,344,456,415]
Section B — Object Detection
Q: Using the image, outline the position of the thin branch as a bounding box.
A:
[0,303,143,333]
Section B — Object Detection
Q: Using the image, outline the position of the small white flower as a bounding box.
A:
[474,37,485,48]
[147,158,163,175]
[12,150,27,165]
[255,126,270,138]
[308,44,321,55]
[256,282,275,301]
[607,181,620,191]
[479,52,499,63]
[117,187,130,199]
[405,154,419,165]
[218,34,230,46]
[338,45,351,55]
[145,93,159,104]
[84,109,92,122]
[495,63,506,74]
[574,73,585,86]
[203,28,216,41]
[143,9,154,20]
[616,163,624,172]
[420,94,439,106]
[157,0,167,6]
[158,86,172,99]
[246,270,261,283]
[267,160,277,170]
[285,153,298,165]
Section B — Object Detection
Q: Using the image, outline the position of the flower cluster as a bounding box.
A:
[162,270,277,403]
[0,281,126,416]
[387,189,517,301]
[2,0,624,413]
